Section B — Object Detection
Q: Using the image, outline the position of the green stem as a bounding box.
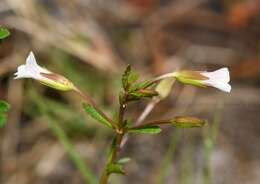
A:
[99,133,124,184]
[99,93,127,184]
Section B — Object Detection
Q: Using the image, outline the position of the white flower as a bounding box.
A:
[157,67,231,93]
[14,51,76,91]
[201,68,231,93]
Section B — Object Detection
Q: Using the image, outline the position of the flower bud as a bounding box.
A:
[171,116,207,128]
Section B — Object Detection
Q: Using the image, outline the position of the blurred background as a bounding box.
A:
[0,0,260,183]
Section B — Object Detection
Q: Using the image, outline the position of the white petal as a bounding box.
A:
[14,51,49,80]
[201,68,230,83]
[14,65,33,79]
[26,52,50,74]
[205,81,231,93]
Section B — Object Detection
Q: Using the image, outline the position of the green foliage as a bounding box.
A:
[128,125,161,134]
[0,27,10,40]
[122,65,132,90]
[130,80,153,91]
[129,89,158,99]
[107,163,125,175]
[83,103,113,128]
[121,65,157,102]
[0,100,10,127]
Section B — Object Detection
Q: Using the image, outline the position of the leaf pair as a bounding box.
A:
[122,65,158,101]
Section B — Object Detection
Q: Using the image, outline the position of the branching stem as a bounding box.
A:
[99,92,127,184]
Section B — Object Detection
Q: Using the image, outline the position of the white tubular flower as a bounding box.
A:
[200,68,231,93]
[155,67,231,93]
[14,51,76,91]
[174,68,231,93]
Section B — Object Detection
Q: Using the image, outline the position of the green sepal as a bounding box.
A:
[82,103,113,128]
[128,125,161,134]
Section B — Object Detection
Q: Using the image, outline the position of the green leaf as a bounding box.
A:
[171,116,207,128]
[128,71,139,84]
[0,114,7,127]
[130,80,153,91]
[0,27,10,40]
[128,125,161,134]
[130,89,158,98]
[0,100,10,113]
[82,103,112,128]
[107,163,125,175]
[122,65,132,90]
[122,65,140,91]
[118,157,131,164]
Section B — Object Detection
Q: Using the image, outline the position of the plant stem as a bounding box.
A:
[99,93,127,184]
[99,133,124,184]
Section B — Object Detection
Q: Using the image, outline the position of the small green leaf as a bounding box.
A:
[130,89,158,98]
[122,65,132,90]
[0,114,7,127]
[130,80,153,91]
[122,65,140,91]
[82,103,112,128]
[0,101,10,113]
[171,116,207,128]
[128,125,161,134]
[0,27,10,40]
[128,71,139,84]
[118,157,131,164]
[107,163,125,175]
